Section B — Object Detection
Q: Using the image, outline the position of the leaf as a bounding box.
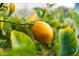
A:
[0,17,4,30]
[34,8,45,17]
[74,40,79,56]
[0,3,8,17]
[0,17,11,36]
[11,30,37,55]
[26,28,35,41]
[68,10,79,27]
[8,3,15,16]
[1,16,22,36]
[0,39,6,48]
[58,26,78,56]
[47,3,56,7]
[1,21,11,36]
[8,16,22,32]
[9,16,21,24]
[48,28,61,56]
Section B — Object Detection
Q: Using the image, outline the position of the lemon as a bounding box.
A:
[31,21,53,43]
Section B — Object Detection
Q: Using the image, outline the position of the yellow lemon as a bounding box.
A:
[31,21,53,43]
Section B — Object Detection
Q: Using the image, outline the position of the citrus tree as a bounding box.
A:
[0,3,79,56]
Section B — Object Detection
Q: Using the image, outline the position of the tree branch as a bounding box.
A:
[0,20,32,25]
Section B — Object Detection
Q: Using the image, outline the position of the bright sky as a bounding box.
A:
[57,3,75,8]
[14,3,75,17]
[15,3,75,10]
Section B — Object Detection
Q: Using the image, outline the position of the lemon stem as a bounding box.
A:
[40,44,48,56]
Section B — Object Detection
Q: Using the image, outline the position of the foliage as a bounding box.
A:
[0,3,79,56]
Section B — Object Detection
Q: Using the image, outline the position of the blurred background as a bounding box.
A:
[13,3,77,17]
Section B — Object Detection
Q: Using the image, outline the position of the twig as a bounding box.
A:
[0,20,33,26]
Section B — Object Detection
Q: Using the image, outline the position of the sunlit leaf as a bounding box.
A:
[8,3,15,16]
[1,20,11,36]
[9,16,21,24]
[0,17,4,30]
[11,30,37,55]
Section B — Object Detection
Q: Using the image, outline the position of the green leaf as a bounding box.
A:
[0,17,11,36]
[26,28,35,41]
[0,48,36,56]
[74,40,79,56]
[49,28,61,56]
[58,26,78,56]
[0,17,4,30]
[68,10,79,27]
[9,16,21,24]
[11,30,37,55]
[0,4,8,17]
[34,7,45,17]
[47,3,56,7]
[1,22,11,36]
[0,39,6,48]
